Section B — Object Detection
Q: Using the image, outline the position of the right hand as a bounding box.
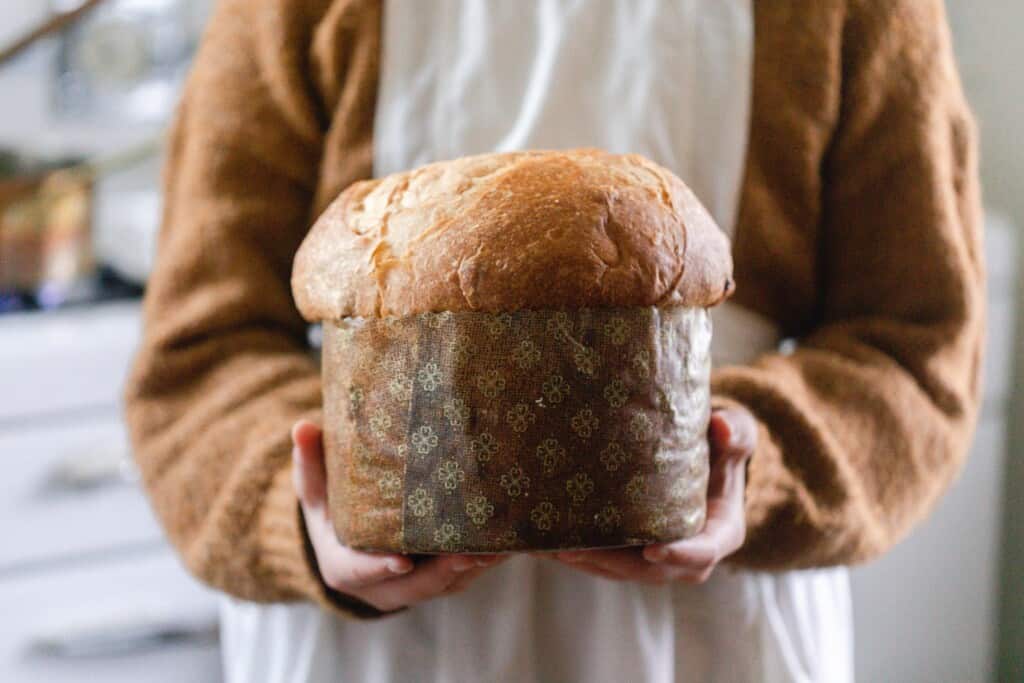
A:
[292,420,506,612]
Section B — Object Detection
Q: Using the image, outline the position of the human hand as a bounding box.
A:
[548,406,756,584]
[292,420,506,612]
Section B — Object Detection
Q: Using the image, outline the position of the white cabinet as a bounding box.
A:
[0,551,220,683]
[851,215,1019,683]
[0,301,222,681]
[0,416,163,571]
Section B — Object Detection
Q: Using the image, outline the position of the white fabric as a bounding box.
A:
[221,1,853,681]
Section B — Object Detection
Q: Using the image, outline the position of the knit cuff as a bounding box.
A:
[258,464,392,619]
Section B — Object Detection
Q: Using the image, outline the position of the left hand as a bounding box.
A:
[547,406,757,584]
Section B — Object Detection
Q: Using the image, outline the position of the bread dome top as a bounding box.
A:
[292,148,733,320]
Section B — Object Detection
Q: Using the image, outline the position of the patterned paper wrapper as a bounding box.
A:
[322,305,712,553]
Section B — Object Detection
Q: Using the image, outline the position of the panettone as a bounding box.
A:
[292,149,733,553]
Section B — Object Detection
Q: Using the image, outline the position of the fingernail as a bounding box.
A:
[453,557,476,572]
[387,559,413,574]
[475,557,495,567]
[645,547,668,563]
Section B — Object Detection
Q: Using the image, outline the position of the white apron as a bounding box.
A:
[221,1,853,681]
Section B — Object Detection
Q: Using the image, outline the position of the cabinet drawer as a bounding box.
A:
[0,302,140,422]
[0,551,221,683]
[0,414,164,572]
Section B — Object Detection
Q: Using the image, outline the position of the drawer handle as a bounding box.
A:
[43,444,138,493]
[28,611,218,658]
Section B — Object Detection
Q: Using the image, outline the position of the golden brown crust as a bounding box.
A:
[292,149,733,320]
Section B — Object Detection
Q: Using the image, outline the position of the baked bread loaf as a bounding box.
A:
[293,149,733,553]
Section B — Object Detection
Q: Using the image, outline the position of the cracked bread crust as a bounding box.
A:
[292,148,734,320]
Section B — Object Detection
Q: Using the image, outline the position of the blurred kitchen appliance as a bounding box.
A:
[51,0,205,123]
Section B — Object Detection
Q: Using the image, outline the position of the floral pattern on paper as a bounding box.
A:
[442,398,471,429]
[600,441,630,472]
[434,460,466,493]
[407,487,435,518]
[327,306,712,553]
[411,425,439,455]
[512,340,542,369]
[506,403,536,433]
[570,408,599,439]
[536,438,567,475]
[477,369,507,398]
[417,362,443,392]
[541,374,571,404]
[603,379,629,408]
[470,432,499,463]
[565,472,595,505]
[500,465,530,498]
[530,501,559,532]
[466,495,495,527]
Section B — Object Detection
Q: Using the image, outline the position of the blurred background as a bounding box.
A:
[0,1,1020,681]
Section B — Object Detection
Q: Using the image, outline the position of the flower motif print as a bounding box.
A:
[541,374,571,404]
[670,476,696,502]
[570,408,599,439]
[381,352,404,374]
[396,443,409,460]
[376,471,401,500]
[442,398,471,429]
[625,473,647,503]
[477,369,507,398]
[545,311,573,342]
[433,523,461,551]
[530,501,560,532]
[352,442,370,464]
[654,450,673,474]
[486,312,513,336]
[631,349,651,378]
[512,340,542,369]
[497,529,520,549]
[347,385,364,412]
[387,375,413,401]
[407,487,435,518]
[595,504,622,533]
[603,379,629,408]
[417,362,443,392]
[603,317,629,345]
[465,495,495,527]
[573,346,599,376]
[470,432,498,463]
[411,425,439,455]
[628,412,653,442]
[565,472,595,505]
[647,511,669,536]
[500,465,531,498]
[369,408,392,439]
[434,459,466,493]
[447,337,476,363]
[599,441,630,472]
[535,438,567,475]
[506,403,536,433]
[426,310,452,329]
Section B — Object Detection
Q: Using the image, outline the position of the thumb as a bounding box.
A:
[708,407,757,464]
[291,420,327,509]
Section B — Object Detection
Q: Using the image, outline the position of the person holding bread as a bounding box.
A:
[125,1,983,682]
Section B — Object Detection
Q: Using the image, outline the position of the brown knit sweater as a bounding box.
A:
[124,0,983,617]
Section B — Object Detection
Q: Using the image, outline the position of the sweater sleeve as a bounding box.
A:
[717,0,985,568]
[123,0,380,617]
